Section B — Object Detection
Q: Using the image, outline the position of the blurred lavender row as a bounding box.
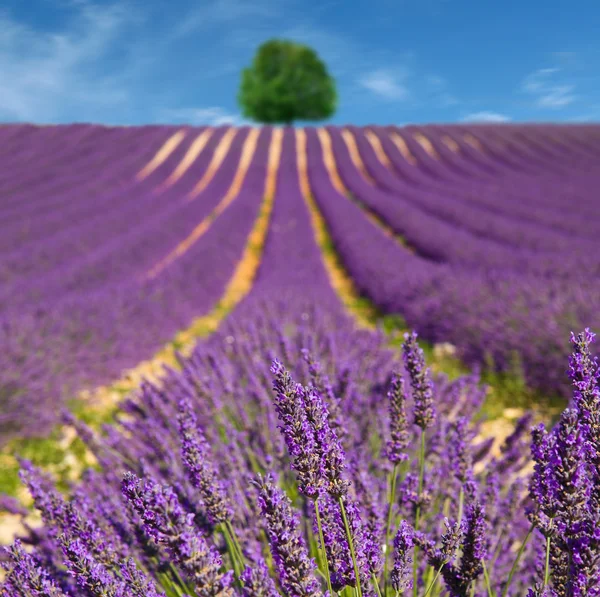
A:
[1,124,600,442]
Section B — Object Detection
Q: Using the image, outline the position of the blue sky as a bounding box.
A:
[1,0,599,125]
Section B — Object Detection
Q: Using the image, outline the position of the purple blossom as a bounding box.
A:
[271,359,323,499]
[253,474,322,597]
[391,520,414,593]
[240,559,280,597]
[386,373,410,464]
[402,332,436,430]
[121,472,234,596]
[1,540,67,597]
[178,397,233,524]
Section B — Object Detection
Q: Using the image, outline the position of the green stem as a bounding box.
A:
[384,462,399,595]
[315,498,335,596]
[544,519,553,588]
[457,486,465,526]
[412,429,426,597]
[372,572,383,597]
[423,563,445,597]
[501,521,535,597]
[482,558,495,597]
[339,497,363,597]
[222,523,244,578]
[226,520,246,566]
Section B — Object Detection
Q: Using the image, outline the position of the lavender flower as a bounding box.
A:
[402,332,436,429]
[178,397,233,524]
[458,501,488,586]
[240,560,280,597]
[253,474,322,597]
[386,373,410,464]
[119,558,167,597]
[449,417,476,496]
[317,493,354,591]
[527,584,558,597]
[2,540,67,597]
[391,521,414,593]
[300,382,349,499]
[59,536,126,597]
[271,359,323,499]
[121,472,234,596]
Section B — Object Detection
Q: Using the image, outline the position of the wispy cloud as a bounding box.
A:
[358,69,409,101]
[522,67,577,109]
[172,0,283,40]
[157,107,251,126]
[0,0,139,123]
[461,111,511,122]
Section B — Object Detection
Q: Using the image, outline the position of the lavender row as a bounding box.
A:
[341,127,600,252]
[0,126,122,204]
[0,127,201,280]
[0,126,168,224]
[305,126,598,396]
[0,127,254,312]
[0,128,273,440]
[368,127,600,239]
[320,129,599,279]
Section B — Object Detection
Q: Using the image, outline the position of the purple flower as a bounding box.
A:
[402,332,436,430]
[121,472,234,596]
[178,397,233,524]
[1,539,67,597]
[449,417,476,496]
[458,501,488,585]
[271,359,323,499]
[317,493,354,591]
[59,536,126,597]
[300,383,349,499]
[253,474,322,597]
[391,520,414,593]
[386,373,410,464]
[120,558,167,597]
[240,559,280,597]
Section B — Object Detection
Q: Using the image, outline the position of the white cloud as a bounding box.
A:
[461,111,511,123]
[358,69,409,101]
[522,67,577,109]
[172,0,283,39]
[0,1,136,123]
[157,107,251,126]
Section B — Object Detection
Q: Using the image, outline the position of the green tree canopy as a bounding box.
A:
[238,39,338,125]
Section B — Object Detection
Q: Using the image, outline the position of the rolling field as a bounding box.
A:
[2,122,600,595]
[1,123,599,442]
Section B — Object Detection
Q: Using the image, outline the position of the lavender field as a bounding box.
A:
[2,123,600,596]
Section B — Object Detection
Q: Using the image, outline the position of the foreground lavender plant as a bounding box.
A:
[2,320,600,597]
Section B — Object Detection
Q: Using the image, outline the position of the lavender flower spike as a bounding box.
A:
[2,539,67,597]
[458,501,488,587]
[59,535,126,597]
[178,397,233,524]
[386,373,410,464]
[121,472,234,597]
[391,520,414,593]
[253,474,323,597]
[402,332,436,430]
[240,559,280,597]
[270,359,323,499]
[120,558,167,597]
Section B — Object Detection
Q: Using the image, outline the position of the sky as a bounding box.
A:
[1,0,599,126]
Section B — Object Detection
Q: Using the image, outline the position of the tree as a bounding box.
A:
[238,39,337,126]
